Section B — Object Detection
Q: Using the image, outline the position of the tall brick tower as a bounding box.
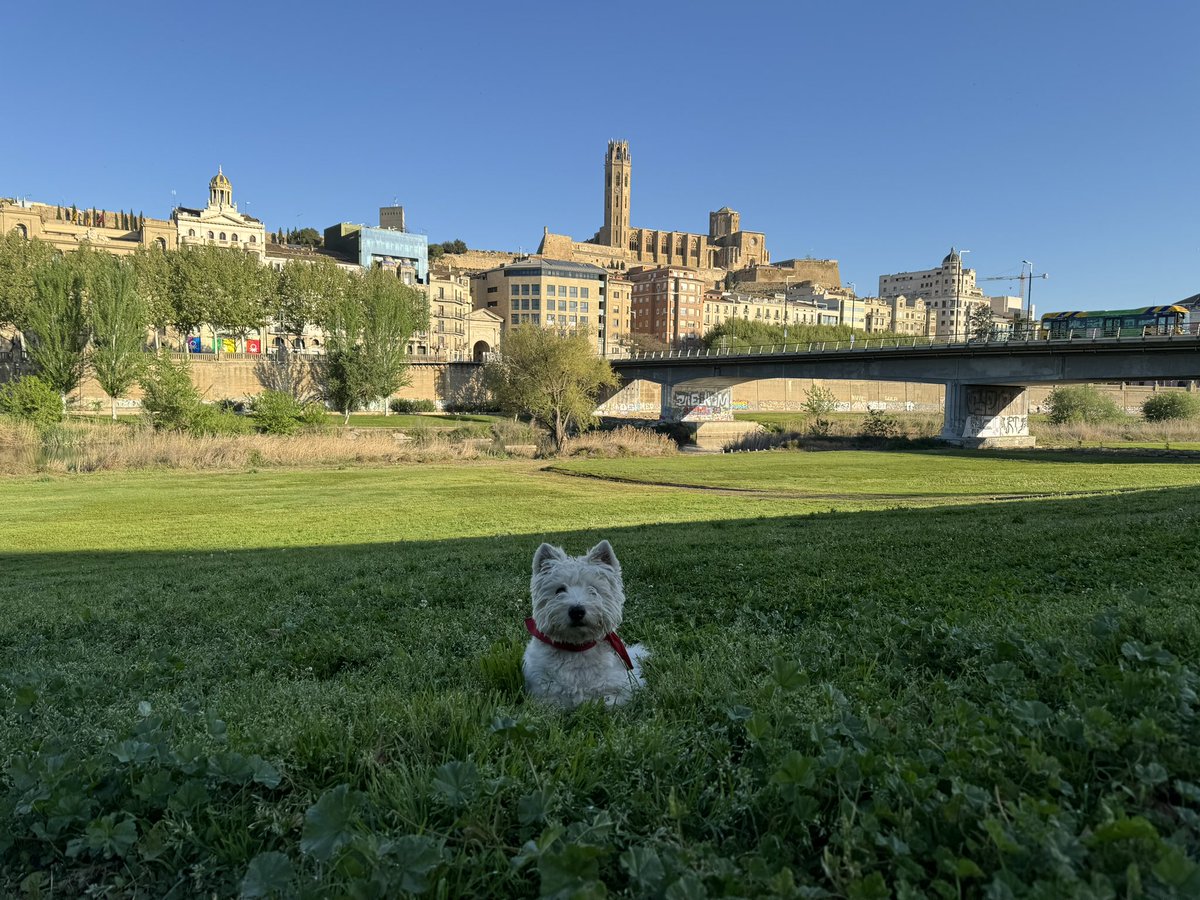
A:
[600,140,630,249]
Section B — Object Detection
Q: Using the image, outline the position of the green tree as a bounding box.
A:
[138,350,203,432]
[290,227,323,248]
[130,246,174,349]
[968,303,994,341]
[1045,385,1124,425]
[1142,391,1200,422]
[703,316,859,351]
[276,258,348,341]
[89,257,148,419]
[483,326,618,451]
[0,228,55,329]
[170,246,274,351]
[0,374,64,426]
[315,267,427,422]
[22,253,89,406]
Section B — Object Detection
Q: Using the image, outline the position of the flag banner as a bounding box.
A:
[222,339,237,354]
[187,336,202,353]
[246,339,261,354]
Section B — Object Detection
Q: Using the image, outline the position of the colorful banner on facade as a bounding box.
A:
[187,336,203,353]
[221,338,237,354]
[246,339,261,354]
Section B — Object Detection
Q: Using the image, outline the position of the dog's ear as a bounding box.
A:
[586,540,620,571]
[533,543,566,574]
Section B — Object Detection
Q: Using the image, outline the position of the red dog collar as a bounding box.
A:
[525,617,634,671]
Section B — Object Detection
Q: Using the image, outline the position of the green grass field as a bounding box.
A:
[3,454,1200,896]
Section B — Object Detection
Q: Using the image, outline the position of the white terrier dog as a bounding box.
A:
[523,540,647,708]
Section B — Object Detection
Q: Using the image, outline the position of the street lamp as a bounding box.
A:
[1021,260,1035,322]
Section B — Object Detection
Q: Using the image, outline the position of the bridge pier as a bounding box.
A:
[940,383,1035,449]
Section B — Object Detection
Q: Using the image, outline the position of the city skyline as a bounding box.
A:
[3,1,1197,312]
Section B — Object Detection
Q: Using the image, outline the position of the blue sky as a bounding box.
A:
[4,1,1196,311]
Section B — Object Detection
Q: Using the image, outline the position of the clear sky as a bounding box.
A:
[4,1,1196,311]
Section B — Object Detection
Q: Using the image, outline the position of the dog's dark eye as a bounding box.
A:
[555,586,567,595]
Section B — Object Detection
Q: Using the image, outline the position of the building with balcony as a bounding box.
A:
[174,167,266,259]
[629,265,706,347]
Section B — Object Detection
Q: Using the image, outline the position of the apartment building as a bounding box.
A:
[471,257,607,351]
[629,265,706,346]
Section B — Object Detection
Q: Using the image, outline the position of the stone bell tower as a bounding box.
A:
[600,140,630,249]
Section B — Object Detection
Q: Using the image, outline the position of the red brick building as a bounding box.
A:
[629,265,706,347]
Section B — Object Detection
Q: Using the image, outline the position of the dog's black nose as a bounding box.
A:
[568,605,586,624]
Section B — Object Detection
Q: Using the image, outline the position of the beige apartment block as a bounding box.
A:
[877,248,1026,338]
[605,273,633,348]
[413,270,500,360]
[471,257,608,352]
[174,168,266,259]
[629,265,706,347]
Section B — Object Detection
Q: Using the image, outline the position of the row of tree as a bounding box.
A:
[0,235,429,420]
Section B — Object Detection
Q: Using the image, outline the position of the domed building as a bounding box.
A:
[173,166,266,259]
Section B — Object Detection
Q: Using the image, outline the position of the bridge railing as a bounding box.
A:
[608,327,1200,361]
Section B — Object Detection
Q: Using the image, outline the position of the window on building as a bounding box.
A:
[250,235,257,243]
[521,284,530,296]
[511,284,519,296]
[547,314,556,324]
[569,301,578,311]
[520,299,529,310]
[569,286,578,298]
[579,316,588,325]
[219,232,227,241]
[488,286,497,294]
[580,302,589,312]
[231,233,239,242]
[511,314,519,324]
[581,287,589,298]
[188,229,196,237]
[531,299,540,310]
[438,287,445,299]
[531,284,540,296]
[208,231,214,239]
[532,314,540,325]
[547,285,556,297]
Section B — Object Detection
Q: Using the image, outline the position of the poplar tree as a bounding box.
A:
[89,257,148,419]
[22,254,90,407]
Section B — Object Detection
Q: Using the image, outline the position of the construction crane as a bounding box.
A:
[984,261,1048,322]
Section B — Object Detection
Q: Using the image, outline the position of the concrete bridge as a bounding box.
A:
[606,333,1200,447]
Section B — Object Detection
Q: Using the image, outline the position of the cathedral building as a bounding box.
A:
[536,141,771,285]
[173,167,266,259]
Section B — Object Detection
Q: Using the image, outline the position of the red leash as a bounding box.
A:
[525,617,634,671]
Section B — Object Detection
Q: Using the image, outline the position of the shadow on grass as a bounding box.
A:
[2,485,1198,719]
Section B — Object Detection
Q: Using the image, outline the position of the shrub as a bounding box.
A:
[861,408,899,439]
[802,385,837,417]
[1045,385,1125,425]
[251,390,328,435]
[1142,391,1200,422]
[189,404,254,436]
[0,375,63,427]
[139,352,204,432]
[389,398,437,414]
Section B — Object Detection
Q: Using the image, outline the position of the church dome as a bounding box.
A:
[942,247,961,266]
[210,166,231,190]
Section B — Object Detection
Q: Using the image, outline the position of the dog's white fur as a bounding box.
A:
[522,540,647,708]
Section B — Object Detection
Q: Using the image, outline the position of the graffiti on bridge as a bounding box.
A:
[669,388,733,422]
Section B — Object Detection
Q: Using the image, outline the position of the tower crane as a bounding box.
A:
[984,262,1048,324]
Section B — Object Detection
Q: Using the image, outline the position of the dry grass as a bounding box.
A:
[558,425,679,458]
[1033,417,1200,447]
[0,419,512,475]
